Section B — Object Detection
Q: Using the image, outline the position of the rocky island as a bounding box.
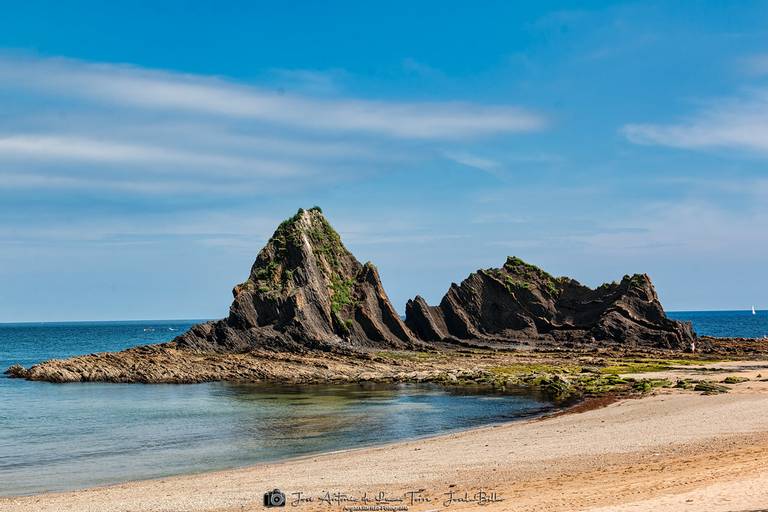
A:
[406,256,696,349]
[176,207,418,353]
[7,207,738,391]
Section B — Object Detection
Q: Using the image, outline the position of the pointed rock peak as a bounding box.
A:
[271,206,341,250]
[180,207,416,353]
[234,207,353,298]
[616,273,659,301]
[502,256,557,281]
[481,256,564,298]
[622,273,652,286]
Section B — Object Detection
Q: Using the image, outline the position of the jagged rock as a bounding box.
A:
[404,295,449,341]
[405,256,697,350]
[176,207,417,352]
[6,212,702,385]
[6,209,422,383]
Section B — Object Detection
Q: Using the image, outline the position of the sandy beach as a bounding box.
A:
[3,360,768,512]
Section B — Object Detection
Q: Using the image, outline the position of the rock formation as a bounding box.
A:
[6,209,701,384]
[405,256,696,350]
[176,207,417,353]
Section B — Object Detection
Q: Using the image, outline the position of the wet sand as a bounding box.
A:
[3,360,768,512]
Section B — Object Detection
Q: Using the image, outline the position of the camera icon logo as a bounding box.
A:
[264,489,286,507]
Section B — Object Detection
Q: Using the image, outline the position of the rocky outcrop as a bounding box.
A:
[6,211,701,384]
[405,256,696,350]
[175,207,417,353]
[6,208,421,383]
[405,296,450,342]
[3,346,462,384]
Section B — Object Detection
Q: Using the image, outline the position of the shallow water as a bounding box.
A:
[0,321,553,496]
[0,310,762,496]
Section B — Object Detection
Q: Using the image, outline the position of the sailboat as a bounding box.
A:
[753,305,757,315]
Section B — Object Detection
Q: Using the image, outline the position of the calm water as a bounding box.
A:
[1,311,763,496]
[0,320,554,496]
[669,310,768,339]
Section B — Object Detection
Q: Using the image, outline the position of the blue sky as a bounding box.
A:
[1,1,767,322]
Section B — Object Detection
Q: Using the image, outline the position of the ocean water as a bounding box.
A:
[0,320,554,496]
[1,311,763,496]
[669,310,768,339]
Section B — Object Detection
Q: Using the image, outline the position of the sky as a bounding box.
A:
[1,1,767,322]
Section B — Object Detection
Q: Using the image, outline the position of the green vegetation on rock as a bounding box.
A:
[295,208,361,330]
[486,362,638,399]
[632,378,673,393]
[480,355,738,400]
[330,275,357,313]
[694,381,730,395]
[489,362,581,376]
[308,216,344,269]
[502,256,562,298]
[248,210,309,293]
[249,209,362,326]
[579,373,629,394]
[601,361,672,374]
[600,358,717,375]
[722,375,749,384]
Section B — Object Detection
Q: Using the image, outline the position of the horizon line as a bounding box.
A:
[0,308,762,326]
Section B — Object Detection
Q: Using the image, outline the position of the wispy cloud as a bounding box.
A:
[0,53,547,198]
[0,171,294,195]
[572,197,768,255]
[443,151,502,174]
[622,88,768,155]
[0,54,545,140]
[0,134,306,176]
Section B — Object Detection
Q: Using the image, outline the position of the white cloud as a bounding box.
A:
[622,89,768,155]
[443,151,502,174]
[0,53,548,198]
[0,135,306,176]
[570,193,768,256]
[0,54,546,140]
[0,171,280,195]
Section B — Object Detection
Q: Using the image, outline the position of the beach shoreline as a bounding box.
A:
[3,359,768,512]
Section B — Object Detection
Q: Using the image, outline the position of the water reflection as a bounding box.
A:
[0,381,554,496]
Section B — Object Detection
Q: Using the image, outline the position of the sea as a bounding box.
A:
[0,310,764,496]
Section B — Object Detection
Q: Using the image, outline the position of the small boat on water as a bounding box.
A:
[753,305,757,315]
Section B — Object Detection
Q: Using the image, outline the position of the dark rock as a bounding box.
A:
[6,212,704,385]
[405,256,697,350]
[404,295,449,341]
[176,207,418,352]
